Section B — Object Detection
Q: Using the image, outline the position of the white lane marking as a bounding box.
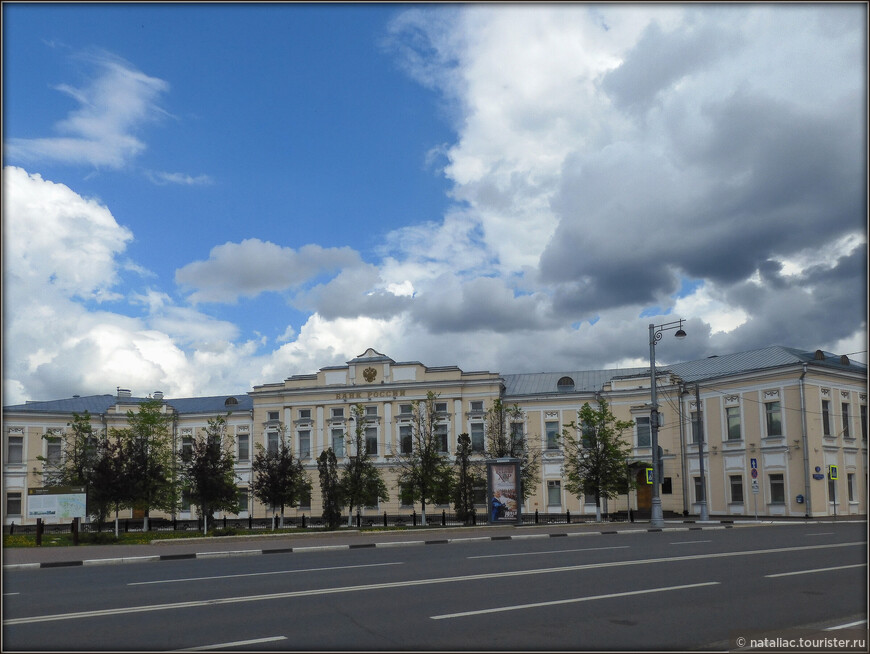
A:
[468,545,629,559]
[5,541,862,626]
[827,619,868,630]
[175,636,287,651]
[129,561,403,586]
[3,593,20,596]
[765,563,867,578]
[431,581,720,620]
[670,540,712,545]
[805,532,835,537]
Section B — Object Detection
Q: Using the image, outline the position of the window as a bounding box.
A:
[399,404,413,415]
[662,477,673,494]
[472,481,487,506]
[690,411,701,444]
[693,476,704,504]
[547,480,561,506]
[729,475,744,503]
[46,437,61,466]
[267,431,280,455]
[435,424,448,453]
[365,426,378,455]
[268,411,280,421]
[331,429,345,457]
[828,476,836,504]
[237,433,250,461]
[299,409,311,420]
[581,421,594,449]
[470,422,485,452]
[298,430,311,459]
[557,377,575,392]
[861,405,867,441]
[470,401,484,412]
[635,417,650,448]
[435,402,448,414]
[365,405,378,417]
[6,492,22,516]
[842,403,850,439]
[7,436,23,464]
[182,436,193,458]
[765,402,782,437]
[399,482,414,507]
[726,407,741,441]
[236,488,248,514]
[400,425,412,454]
[298,486,312,510]
[769,474,785,503]
[545,422,560,450]
[510,422,524,449]
[331,407,344,420]
[181,490,191,512]
[822,400,831,436]
[847,473,855,502]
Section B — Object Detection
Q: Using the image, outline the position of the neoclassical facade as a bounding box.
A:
[3,346,867,525]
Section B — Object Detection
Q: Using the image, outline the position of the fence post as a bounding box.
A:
[224,516,227,530]
[9,521,13,536]
[535,509,539,524]
[36,518,43,546]
[173,518,177,531]
[412,510,417,527]
[356,511,361,529]
[442,510,446,526]
[71,517,79,546]
[301,514,306,529]
[124,520,129,533]
[248,513,252,530]
[472,512,476,526]
[566,509,571,524]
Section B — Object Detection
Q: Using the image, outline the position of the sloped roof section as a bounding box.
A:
[504,368,649,396]
[4,394,252,415]
[3,394,120,414]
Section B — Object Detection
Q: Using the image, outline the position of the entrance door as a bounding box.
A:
[635,470,652,518]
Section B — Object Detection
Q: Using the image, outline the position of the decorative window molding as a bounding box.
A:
[544,411,559,419]
[763,390,780,399]
[8,426,24,434]
[724,395,740,405]
[181,428,193,436]
[821,388,830,396]
[841,391,850,399]
[237,425,249,433]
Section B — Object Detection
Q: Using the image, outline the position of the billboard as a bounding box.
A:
[487,458,521,524]
[27,486,87,520]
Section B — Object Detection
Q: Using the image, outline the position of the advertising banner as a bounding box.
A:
[487,459,521,524]
[27,486,87,520]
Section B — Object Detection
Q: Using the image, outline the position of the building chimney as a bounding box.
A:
[117,388,132,398]
[153,391,164,400]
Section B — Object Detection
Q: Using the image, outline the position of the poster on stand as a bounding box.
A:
[487,458,521,524]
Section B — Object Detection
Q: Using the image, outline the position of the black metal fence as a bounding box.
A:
[3,508,635,537]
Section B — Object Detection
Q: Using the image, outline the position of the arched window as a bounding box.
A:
[557,376,575,392]
[224,397,239,407]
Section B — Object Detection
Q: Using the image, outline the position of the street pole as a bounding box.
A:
[695,383,709,521]
[648,319,686,528]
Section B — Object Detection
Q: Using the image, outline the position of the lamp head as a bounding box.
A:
[674,328,687,339]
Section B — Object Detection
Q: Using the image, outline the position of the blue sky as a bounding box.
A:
[3,3,867,404]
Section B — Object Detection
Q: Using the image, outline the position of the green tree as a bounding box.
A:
[391,391,454,526]
[89,432,129,536]
[34,411,102,519]
[113,399,176,530]
[178,415,240,533]
[251,423,312,529]
[562,398,635,522]
[317,447,343,529]
[483,399,541,503]
[452,432,484,524]
[340,404,389,525]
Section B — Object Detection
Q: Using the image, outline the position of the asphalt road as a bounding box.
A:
[2,522,867,651]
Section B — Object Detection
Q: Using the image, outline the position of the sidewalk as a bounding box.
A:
[2,520,752,571]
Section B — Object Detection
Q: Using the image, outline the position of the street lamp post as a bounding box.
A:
[648,319,686,528]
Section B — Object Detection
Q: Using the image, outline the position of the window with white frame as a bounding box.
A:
[769,473,785,503]
[693,476,704,504]
[861,405,867,441]
[45,436,62,466]
[399,482,414,507]
[726,406,741,441]
[299,409,311,420]
[399,403,413,415]
[267,431,279,455]
[842,403,851,438]
[435,423,448,453]
[7,435,23,464]
[400,425,412,454]
[690,411,701,444]
[472,481,487,506]
[6,492,22,517]
[547,480,561,506]
[182,436,193,458]
[365,426,378,455]
[332,407,344,420]
[470,400,484,412]
[298,430,311,458]
[635,417,651,448]
[331,428,345,457]
[765,402,782,437]
[581,421,594,448]
[545,421,560,450]
[510,422,524,449]
[237,433,250,461]
[847,473,855,502]
[299,487,311,510]
[822,400,831,436]
[268,411,280,421]
[729,475,744,503]
[181,490,191,512]
[470,422,485,452]
[236,488,248,514]
[435,402,448,414]
[365,405,378,417]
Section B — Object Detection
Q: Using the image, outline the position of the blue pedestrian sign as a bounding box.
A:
[750,458,758,470]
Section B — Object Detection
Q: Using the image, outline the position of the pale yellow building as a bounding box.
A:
[3,346,866,525]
